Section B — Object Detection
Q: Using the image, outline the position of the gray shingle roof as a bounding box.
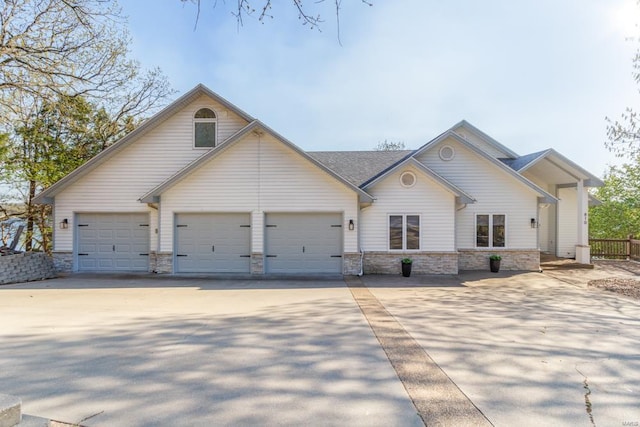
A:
[500,150,550,171]
[308,150,414,187]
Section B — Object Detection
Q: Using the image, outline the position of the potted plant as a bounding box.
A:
[401,258,413,277]
[489,254,501,273]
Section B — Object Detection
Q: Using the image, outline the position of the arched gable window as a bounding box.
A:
[194,108,217,148]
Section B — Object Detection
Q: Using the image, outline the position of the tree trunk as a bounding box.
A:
[25,179,36,251]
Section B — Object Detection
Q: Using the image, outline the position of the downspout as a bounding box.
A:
[358,201,374,276]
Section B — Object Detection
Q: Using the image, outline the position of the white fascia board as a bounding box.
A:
[545,149,604,187]
[417,131,558,203]
[362,157,476,204]
[33,84,255,204]
[139,120,374,204]
[250,120,375,204]
[450,120,520,158]
[139,121,261,203]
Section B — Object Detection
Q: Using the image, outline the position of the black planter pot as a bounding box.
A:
[402,262,412,277]
[490,259,501,273]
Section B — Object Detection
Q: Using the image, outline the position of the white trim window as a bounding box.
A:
[194,108,217,148]
[476,214,506,248]
[389,214,420,250]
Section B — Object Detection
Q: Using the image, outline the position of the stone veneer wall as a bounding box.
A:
[251,253,263,275]
[52,251,73,272]
[363,252,458,275]
[458,249,540,271]
[343,253,361,275]
[0,252,57,285]
[153,252,173,273]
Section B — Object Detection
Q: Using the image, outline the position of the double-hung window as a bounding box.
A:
[476,214,505,247]
[389,214,420,250]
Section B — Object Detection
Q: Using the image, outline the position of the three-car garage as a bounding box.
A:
[75,211,345,274]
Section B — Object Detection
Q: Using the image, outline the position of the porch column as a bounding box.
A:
[575,179,590,264]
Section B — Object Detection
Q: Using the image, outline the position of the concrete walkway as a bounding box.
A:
[346,277,491,426]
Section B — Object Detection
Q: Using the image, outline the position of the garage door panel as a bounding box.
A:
[265,213,342,274]
[76,213,149,272]
[175,213,251,273]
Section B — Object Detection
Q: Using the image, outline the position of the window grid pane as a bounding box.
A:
[195,122,216,147]
[476,214,489,247]
[493,214,505,247]
[195,108,216,118]
[406,215,420,250]
[389,215,403,250]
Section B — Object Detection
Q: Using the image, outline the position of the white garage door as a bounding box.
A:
[265,213,343,274]
[76,213,150,271]
[175,213,251,273]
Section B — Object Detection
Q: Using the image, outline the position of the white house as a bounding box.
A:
[34,84,603,275]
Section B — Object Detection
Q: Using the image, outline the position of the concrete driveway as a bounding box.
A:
[1,263,639,426]
[363,265,640,427]
[0,276,422,427]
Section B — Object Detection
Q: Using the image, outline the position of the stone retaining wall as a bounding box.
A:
[52,251,73,272]
[458,249,540,271]
[0,252,57,285]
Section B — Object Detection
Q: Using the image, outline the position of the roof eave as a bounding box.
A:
[139,119,375,204]
[34,84,255,202]
[416,131,557,201]
[452,120,520,158]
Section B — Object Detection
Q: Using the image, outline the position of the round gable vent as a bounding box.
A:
[400,171,416,188]
[439,145,455,161]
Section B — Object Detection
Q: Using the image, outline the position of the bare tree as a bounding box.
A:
[182,0,373,43]
[0,0,173,124]
[375,140,406,151]
[0,0,175,252]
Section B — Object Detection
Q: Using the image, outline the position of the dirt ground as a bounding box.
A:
[588,260,640,299]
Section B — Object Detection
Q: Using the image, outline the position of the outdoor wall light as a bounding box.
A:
[60,218,69,229]
[530,218,536,228]
[348,219,355,231]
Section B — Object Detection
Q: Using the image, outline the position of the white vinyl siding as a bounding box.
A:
[452,128,512,159]
[160,133,359,254]
[52,94,249,252]
[557,187,577,258]
[360,165,456,252]
[415,137,538,250]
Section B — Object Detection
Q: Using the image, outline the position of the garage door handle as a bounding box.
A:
[240,255,250,258]
[176,254,188,257]
[139,253,149,256]
[331,255,342,258]
[266,255,277,258]
[78,253,88,256]
[212,245,215,252]
[302,246,305,253]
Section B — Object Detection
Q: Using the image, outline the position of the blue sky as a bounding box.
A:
[121,0,639,178]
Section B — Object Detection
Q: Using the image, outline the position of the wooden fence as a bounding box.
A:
[590,236,640,261]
